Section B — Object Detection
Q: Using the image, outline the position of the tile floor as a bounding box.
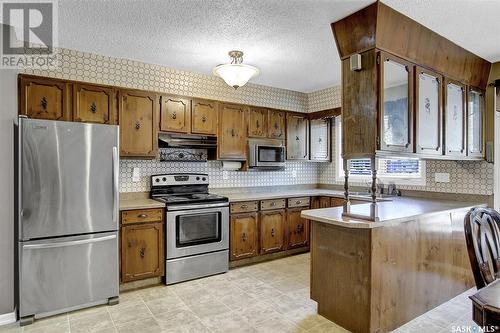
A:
[0,253,479,333]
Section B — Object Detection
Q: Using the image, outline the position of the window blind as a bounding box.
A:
[347,158,421,178]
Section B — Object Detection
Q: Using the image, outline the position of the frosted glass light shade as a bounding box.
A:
[213,63,259,89]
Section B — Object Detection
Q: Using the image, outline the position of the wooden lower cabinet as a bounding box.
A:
[286,208,310,249]
[260,209,286,254]
[120,208,164,283]
[230,212,259,260]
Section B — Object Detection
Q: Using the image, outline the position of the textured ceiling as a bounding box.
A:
[54,0,500,93]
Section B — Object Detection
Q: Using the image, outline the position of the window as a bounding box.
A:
[335,117,426,185]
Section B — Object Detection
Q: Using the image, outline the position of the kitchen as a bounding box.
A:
[1,0,500,332]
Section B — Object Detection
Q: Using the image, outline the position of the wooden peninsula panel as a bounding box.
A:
[310,209,475,333]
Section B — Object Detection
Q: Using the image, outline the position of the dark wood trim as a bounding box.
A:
[308,107,341,120]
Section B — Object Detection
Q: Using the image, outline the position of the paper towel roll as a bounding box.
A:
[221,161,242,171]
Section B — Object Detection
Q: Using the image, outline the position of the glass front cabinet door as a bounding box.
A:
[379,53,413,153]
[467,87,484,158]
[444,79,466,157]
[415,67,442,156]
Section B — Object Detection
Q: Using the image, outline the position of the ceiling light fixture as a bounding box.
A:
[213,50,259,89]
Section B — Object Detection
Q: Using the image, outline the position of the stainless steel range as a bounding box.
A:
[150,173,229,285]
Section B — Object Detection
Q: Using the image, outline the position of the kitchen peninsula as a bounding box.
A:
[301,197,484,333]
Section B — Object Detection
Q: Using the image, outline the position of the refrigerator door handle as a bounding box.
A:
[23,234,117,250]
[112,146,119,224]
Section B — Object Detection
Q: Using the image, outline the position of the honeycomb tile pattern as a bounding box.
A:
[120,160,318,192]
[21,48,308,112]
[318,119,494,195]
[307,86,342,112]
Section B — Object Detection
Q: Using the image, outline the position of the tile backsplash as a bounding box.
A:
[120,160,319,192]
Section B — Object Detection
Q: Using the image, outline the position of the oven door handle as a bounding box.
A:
[167,202,229,211]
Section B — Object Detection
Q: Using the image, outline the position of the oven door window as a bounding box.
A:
[176,212,221,247]
[258,146,284,163]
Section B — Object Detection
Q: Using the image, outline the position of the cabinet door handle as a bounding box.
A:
[137,214,148,218]
[271,228,275,237]
[201,115,207,123]
[231,129,236,137]
[242,232,247,241]
[135,122,141,130]
[171,111,177,119]
[296,200,302,205]
[140,247,145,258]
[40,97,48,110]
[271,202,276,206]
[90,101,97,114]
[297,224,303,233]
[296,136,300,141]
[318,137,322,143]
[240,204,248,209]
[256,120,260,128]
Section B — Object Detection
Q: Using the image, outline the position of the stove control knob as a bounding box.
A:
[202,177,206,181]
[155,178,160,183]
[162,177,166,182]
[196,177,200,181]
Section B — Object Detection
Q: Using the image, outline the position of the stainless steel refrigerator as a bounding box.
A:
[17,117,119,323]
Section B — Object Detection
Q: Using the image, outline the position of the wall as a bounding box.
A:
[120,160,318,192]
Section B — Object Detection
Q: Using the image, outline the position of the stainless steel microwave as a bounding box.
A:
[248,141,285,169]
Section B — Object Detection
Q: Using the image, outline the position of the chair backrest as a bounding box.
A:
[464,208,500,289]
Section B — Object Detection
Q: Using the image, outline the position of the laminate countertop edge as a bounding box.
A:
[300,198,487,229]
[119,199,165,211]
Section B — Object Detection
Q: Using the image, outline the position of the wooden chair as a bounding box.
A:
[464,208,500,289]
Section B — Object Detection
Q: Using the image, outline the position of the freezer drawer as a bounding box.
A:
[19,232,119,318]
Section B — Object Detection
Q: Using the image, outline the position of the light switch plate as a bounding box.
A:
[434,172,450,183]
[132,167,141,182]
[222,170,229,180]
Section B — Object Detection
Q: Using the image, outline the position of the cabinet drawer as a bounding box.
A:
[121,208,163,224]
[230,201,259,214]
[287,197,310,208]
[260,199,286,211]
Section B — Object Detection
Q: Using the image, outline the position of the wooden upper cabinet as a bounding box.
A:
[121,222,164,282]
[310,119,331,161]
[230,213,259,261]
[287,208,309,249]
[444,79,466,157]
[467,87,485,158]
[218,103,246,160]
[415,67,442,156]
[286,113,309,160]
[248,107,268,138]
[119,89,158,158]
[379,52,413,153]
[160,95,191,133]
[191,99,218,135]
[260,209,285,254]
[73,83,116,124]
[19,76,70,121]
[268,109,285,139]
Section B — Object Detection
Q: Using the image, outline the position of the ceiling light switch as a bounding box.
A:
[434,173,450,183]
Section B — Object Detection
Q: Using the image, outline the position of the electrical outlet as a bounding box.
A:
[434,173,450,183]
[222,170,229,180]
[291,170,297,178]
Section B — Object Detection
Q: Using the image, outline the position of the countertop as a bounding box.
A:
[210,188,363,202]
[119,192,165,211]
[301,196,485,229]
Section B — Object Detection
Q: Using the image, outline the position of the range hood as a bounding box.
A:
[158,132,217,149]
